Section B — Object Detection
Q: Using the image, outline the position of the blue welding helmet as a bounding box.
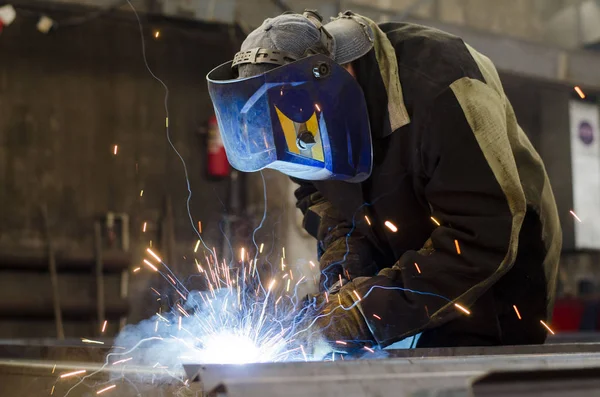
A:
[206,54,372,182]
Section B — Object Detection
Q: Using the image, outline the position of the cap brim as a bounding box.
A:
[325,16,374,65]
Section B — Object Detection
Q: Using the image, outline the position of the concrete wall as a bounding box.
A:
[1,12,237,254]
[27,0,593,47]
[235,0,589,46]
[0,10,245,334]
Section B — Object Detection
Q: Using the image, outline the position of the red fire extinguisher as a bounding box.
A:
[207,115,230,178]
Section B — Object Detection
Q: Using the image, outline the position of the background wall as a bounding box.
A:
[30,0,595,47]
[0,9,251,336]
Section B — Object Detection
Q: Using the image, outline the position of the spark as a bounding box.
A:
[140,189,144,197]
[165,117,169,127]
[96,384,116,394]
[60,369,86,378]
[335,340,347,345]
[286,279,291,292]
[143,222,147,232]
[454,239,461,255]
[81,339,104,344]
[352,290,362,301]
[315,103,321,112]
[240,247,245,261]
[176,289,188,301]
[282,247,286,258]
[454,303,470,315]
[167,275,176,285]
[198,221,202,233]
[147,248,162,262]
[373,314,381,320]
[101,320,107,333]
[414,262,421,274]
[150,287,160,296]
[112,357,133,365]
[364,346,375,353]
[51,385,55,395]
[154,30,160,39]
[431,217,440,226]
[133,267,140,273]
[156,313,168,322]
[540,320,555,335]
[513,305,522,320]
[178,316,182,331]
[339,274,344,287]
[52,364,56,374]
[259,243,264,253]
[325,292,329,303]
[143,259,158,272]
[570,210,582,223]
[268,279,276,291]
[384,220,398,232]
[193,240,201,253]
[309,261,316,268]
[365,215,371,225]
[574,86,586,99]
[300,345,308,361]
[113,145,118,155]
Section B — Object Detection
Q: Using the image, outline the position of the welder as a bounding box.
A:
[206,10,562,355]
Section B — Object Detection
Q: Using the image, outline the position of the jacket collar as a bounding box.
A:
[350,13,410,138]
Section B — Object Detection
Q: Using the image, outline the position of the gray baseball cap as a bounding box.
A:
[235,10,374,73]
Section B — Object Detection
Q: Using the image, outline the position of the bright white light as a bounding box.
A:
[195,332,262,364]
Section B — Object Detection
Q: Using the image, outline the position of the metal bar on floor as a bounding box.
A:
[41,205,65,340]
[94,221,105,336]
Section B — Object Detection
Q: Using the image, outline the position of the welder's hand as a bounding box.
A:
[319,235,378,292]
[297,279,375,360]
[300,192,377,292]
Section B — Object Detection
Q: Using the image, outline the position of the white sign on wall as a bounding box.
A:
[570,100,600,249]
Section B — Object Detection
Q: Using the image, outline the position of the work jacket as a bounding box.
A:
[294,20,562,348]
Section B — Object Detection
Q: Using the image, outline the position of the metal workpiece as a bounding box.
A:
[3,341,600,396]
[0,359,193,397]
[187,345,600,397]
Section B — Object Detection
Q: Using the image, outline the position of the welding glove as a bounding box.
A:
[297,278,375,360]
[300,191,378,291]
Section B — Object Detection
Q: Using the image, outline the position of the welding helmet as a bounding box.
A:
[206,52,372,182]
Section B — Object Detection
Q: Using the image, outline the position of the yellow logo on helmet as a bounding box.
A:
[275,106,324,162]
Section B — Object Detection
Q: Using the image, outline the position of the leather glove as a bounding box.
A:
[294,279,376,360]
[319,235,378,291]
[305,197,377,291]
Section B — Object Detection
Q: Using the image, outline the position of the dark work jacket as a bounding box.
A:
[294,22,562,348]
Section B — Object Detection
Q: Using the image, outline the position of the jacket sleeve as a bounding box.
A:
[326,80,527,347]
[291,178,379,291]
